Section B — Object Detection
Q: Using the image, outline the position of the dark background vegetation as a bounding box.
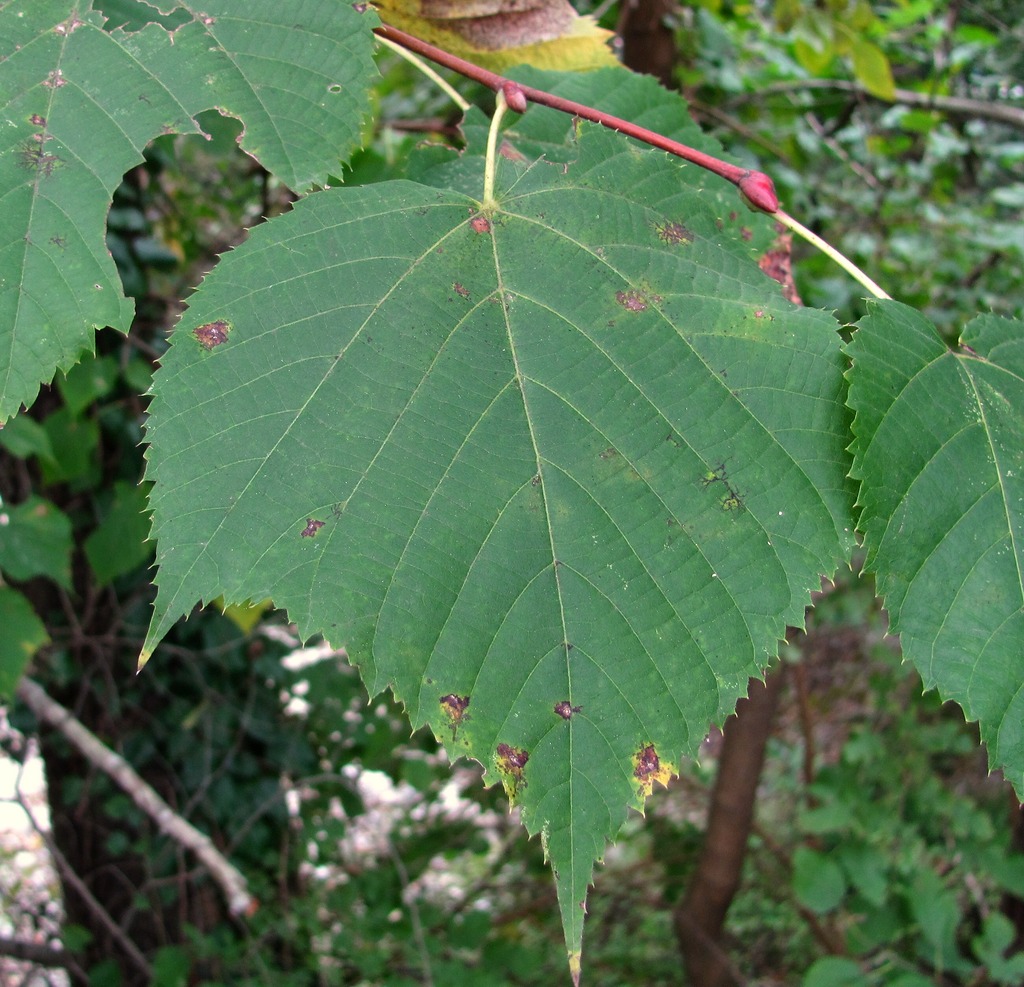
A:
[2,1,1023,984]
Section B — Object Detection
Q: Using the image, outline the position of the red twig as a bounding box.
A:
[374,25,779,213]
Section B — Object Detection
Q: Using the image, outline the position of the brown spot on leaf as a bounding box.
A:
[44,70,66,88]
[352,1,369,10]
[554,701,582,720]
[616,290,647,312]
[470,215,491,234]
[29,114,46,127]
[440,693,470,725]
[633,743,675,796]
[499,139,526,162]
[758,233,802,305]
[497,742,529,773]
[300,519,325,538]
[453,282,470,299]
[193,320,231,349]
[654,220,693,245]
[634,744,659,781]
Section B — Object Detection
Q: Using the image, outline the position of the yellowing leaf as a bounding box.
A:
[219,598,275,635]
[375,0,615,70]
[850,37,896,101]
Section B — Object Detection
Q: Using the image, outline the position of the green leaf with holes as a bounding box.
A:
[0,0,377,420]
[847,301,1024,796]
[142,115,854,973]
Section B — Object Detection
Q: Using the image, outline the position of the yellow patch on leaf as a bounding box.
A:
[632,743,676,799]
[375,0,616,70]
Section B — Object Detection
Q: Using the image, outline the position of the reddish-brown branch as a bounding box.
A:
[373,25,779,213]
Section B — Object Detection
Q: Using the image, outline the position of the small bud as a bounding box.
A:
[502,82,528,115]
[738,170,779,213]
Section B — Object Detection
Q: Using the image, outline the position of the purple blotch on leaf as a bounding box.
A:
[616,290,647,312]
[193,320,230,350]
[440,694,470,724]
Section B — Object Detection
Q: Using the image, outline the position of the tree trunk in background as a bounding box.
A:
[674,669,784,987]
[616,0,678,89]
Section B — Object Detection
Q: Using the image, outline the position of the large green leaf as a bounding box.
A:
[0,0,378,420]
[847,301,1024,794]
[143,117,854,972]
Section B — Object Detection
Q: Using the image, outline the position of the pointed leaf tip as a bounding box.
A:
[569,949,581,986]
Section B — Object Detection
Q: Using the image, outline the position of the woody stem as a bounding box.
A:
[373,24,779,213]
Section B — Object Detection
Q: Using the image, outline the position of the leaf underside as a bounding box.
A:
[0,0,377,420]
[374,0,617,71]
[847,301,1024,796]
[144,111,854,963]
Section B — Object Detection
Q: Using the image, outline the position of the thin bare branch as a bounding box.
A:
[0,937,74,970]
[749,78,1024,131]
[16,788,151,980]
[15,677,256,918]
